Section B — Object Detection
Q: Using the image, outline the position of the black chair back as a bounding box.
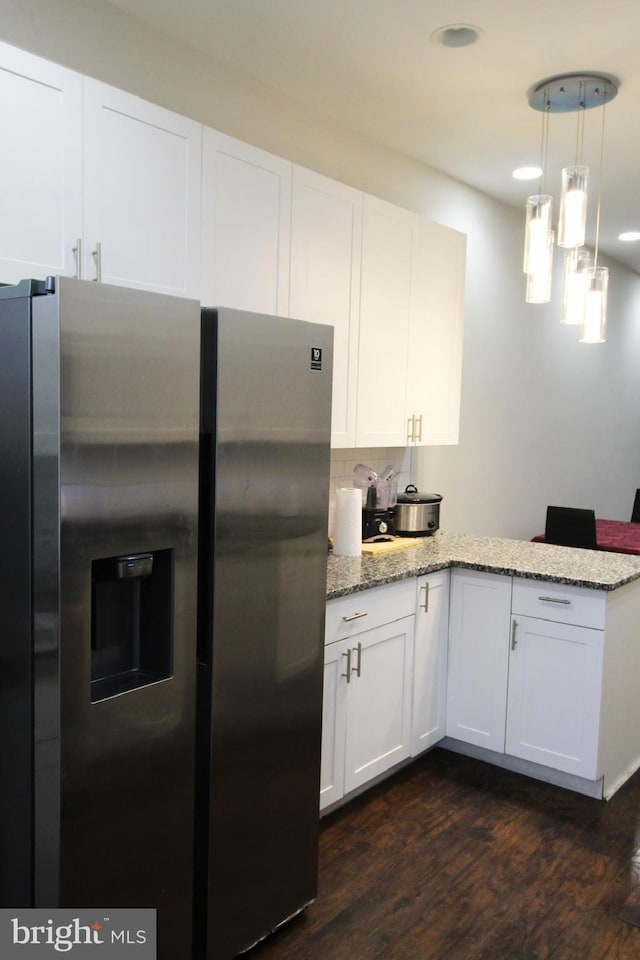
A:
[632,489,640,523]
[545,505,598,549]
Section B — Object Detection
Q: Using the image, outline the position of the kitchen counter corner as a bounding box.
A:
[326,531,640,599]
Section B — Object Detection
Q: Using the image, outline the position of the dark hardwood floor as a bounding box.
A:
[250,748,640,960]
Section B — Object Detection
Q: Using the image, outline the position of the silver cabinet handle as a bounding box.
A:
[537,596,571,605]
[407,415,415,443]
[72,238,83,279]
[511,619,518,651]
[352,641,362,678]
[419,582,429,612]
[414,413,423,443]
[342,611,368,623]
[92,241,102,282]
[341,648,352,683]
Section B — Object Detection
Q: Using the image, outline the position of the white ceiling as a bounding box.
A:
[109,0,640,272]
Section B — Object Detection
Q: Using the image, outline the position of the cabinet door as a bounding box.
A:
[320,639,348,811]
[343,615,414,793]
[356,195,413,447]
[83,78,202,297]
[446,569,512,752]
[0,41,82,283]
[290,167,362,447]
[408,220,466,445]
[201,129,291,314]
[412,571,450,755]
[506,615,603,779]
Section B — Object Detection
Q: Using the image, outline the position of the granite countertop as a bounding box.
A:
[326,531,640,599]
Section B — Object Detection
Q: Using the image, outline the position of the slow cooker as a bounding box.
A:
[393,485,442,537]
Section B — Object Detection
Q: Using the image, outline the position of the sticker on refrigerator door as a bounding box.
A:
[310,347,323,371]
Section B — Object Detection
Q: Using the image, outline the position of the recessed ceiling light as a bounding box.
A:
[513,166,543,181]
[618,231,640,242]
[431,24,482,48]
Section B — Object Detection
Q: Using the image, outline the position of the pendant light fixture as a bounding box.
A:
[523,195,553,275]
[558,165,589,248]
[523,87,553,303]
[560,248,592,325]
[523,73,618,339]
[557,80,590,249]
[580,88,610,344]
[525,228,554,304]
[580,267,608,342]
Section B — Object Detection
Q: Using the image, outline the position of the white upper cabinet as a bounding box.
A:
[201,129,291,314]
[289,167,362,447]
[0,39,465,437]
[0,41,82,284]
[356,195,414,447]
[408,219,466,445]
[356,195,466,448]
[83,78,202,297]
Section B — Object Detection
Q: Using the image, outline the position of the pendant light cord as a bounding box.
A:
[593,83,608,269]
[574,79,586,165]
[539,89,550,194]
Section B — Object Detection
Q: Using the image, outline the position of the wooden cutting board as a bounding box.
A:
[361,537,424,556]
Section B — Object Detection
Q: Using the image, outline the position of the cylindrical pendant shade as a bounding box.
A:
[523,195,553,274]
[580,266,608,343]
[561,248,592,324]
[525,229,554,304]
[558,165,589,248]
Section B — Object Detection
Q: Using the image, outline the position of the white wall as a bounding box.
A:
[4,0,640,540]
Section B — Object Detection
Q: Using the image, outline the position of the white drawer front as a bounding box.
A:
[511,578,606,629]
[326,579,416,644]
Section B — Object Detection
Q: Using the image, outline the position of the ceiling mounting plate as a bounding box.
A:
[528,73,619,113]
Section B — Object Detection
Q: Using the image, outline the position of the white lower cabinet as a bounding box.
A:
[445,569,513,752]
[320,640,348,810]
[505,615,603,778]
[506,580,605,779]
[411,570,450,755]
[324,567,640,805]
[446,573,607,784]
[320,581,415,811]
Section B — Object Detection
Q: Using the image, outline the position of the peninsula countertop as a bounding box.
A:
[326,531,640,600]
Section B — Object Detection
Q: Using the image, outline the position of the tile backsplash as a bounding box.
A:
[328,447,414,536]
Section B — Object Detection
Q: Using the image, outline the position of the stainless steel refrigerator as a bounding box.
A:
[195,307,333,960]
[0,277,201,958]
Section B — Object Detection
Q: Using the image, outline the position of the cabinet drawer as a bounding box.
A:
[326,579,416,644]
[511,578,606,629]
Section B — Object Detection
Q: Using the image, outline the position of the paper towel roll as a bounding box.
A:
[333,488,362,557]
